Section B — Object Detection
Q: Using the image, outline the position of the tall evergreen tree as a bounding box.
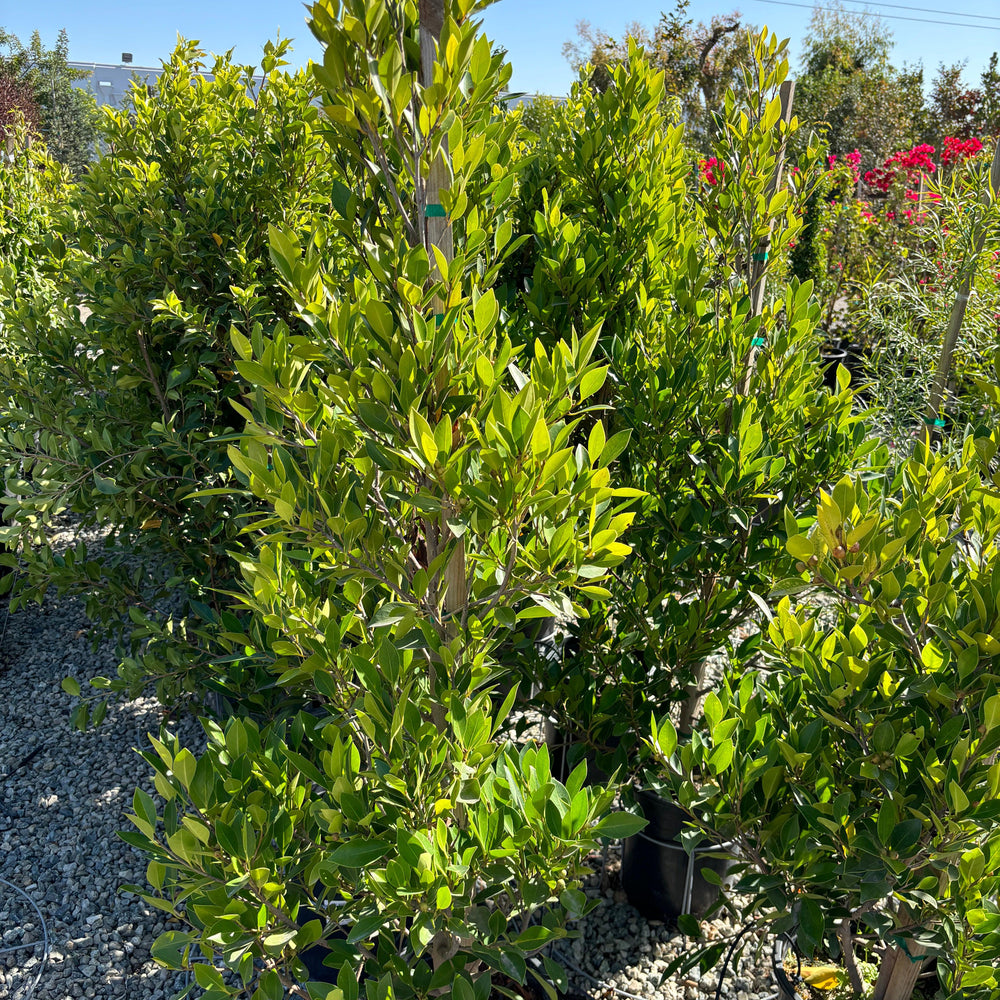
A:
[0,27,98,173]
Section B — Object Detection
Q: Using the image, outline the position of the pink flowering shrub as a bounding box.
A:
[699,156,725,186]
[863,143,936,193]
[827,148,861,184]
[942,135,983,164]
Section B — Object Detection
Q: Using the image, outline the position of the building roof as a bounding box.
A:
[69,62,172,108]
[69,61,265,109]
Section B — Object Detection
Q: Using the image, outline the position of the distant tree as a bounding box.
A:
[981,53,1000,138]
[0,27,98,173]
[0,72,39,142]
[793,2,922,165]
[924,53,1000,143]
[926,61,983,142]
[563,0,752,144]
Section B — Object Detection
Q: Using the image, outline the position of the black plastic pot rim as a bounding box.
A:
[631,828,735,853]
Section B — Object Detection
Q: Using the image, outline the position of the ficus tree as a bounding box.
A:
[0,40,337,721]
[124,2,641,998]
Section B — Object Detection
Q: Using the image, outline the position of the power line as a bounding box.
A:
[748,0,1000,31]
[838,0,1000,22]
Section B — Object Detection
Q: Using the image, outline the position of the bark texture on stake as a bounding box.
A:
[738,79,795,394]
[871,937,929,1000]
[923,141,1000,436]
[418,0,465,730]
[749,81,795,314]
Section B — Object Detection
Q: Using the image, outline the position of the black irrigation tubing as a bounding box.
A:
[548,945,650,1000]
[549,917,781,1000]
[1,745,46,781]
[715,920,766,1000]
[0,877,50,1000]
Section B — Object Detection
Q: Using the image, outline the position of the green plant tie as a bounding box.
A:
[923,416,946,427]
[752,251,768,261]
[889,934,930,963]
[435,313,444,326]
[751,337,766,347]
[426,203,447,218]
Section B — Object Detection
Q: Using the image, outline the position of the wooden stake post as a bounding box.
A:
[738,79,795,395]
[923,140,1000,437]
[418,0,466,724]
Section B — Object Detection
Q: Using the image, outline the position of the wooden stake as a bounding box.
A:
[872,939,928,1000]
[418,0,465,724]
[418,0,454,270]
[738,79,795,395]
[923,140,1000,437]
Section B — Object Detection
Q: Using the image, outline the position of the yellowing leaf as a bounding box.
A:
[801,964,843,989]
[786,534,814,561]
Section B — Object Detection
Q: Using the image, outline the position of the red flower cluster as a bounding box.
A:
[942,135,984,164]
[699,157,725,186]
[864,144,936,192]
[828,149,862,183]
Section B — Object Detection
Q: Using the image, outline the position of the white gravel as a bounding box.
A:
[557,844,780,1000]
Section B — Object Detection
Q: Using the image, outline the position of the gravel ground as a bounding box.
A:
[557,845,779,1000]
[0,524,198,1000]
[0,522,782,1000]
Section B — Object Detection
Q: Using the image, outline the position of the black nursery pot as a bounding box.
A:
[621,790,731,921]
[546,723,620,787]
[296,904,354,984]
[819,347,849,390]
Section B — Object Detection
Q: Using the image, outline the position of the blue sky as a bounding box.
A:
[4,0,1000,95]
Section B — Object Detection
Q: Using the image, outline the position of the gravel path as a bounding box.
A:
[0,527,197,1000]
[559,844,779,1000]
[0,525,782,1000]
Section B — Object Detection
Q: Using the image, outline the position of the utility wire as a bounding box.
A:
[749,0,1000,31]
[837,0,1000,21]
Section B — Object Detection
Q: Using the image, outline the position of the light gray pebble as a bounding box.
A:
[1,518,199,1000]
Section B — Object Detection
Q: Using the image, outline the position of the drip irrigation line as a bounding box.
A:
[748,0,1000,31]
[551,939,781,1000]
[1,745,46,781]
[839,0,1000,21]
[715,921,762,1000]
[548,945,652,1000]
[0,877,50,1000]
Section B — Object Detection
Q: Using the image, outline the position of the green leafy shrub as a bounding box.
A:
[124,2,640,997]
[522,32,869,778]
[656,439,1000,996]
[0,120,68,325]
[0,39,337,719]
[512,43,688,353]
